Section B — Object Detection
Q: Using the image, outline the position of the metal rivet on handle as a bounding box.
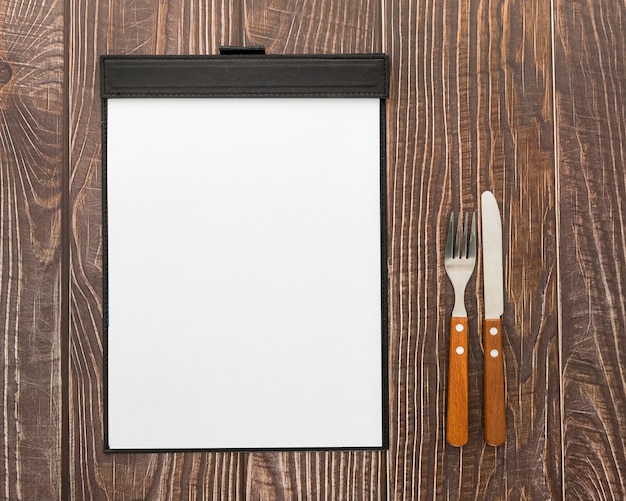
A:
[489,327,498,336]
[490,349,499,358]
[455,323,464,332]
[456,346,465,355]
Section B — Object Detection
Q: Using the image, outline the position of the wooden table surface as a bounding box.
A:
[1,0,625,499]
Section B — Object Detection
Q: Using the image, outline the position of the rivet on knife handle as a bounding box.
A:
[483,318,505,445]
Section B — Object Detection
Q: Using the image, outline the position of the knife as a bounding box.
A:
[481,191,506,446]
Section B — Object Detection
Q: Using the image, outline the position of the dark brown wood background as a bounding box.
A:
[1,0,625,498]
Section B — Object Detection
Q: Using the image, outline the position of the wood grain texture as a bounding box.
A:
[246,452,386,501]
[68,0,244,498]
[384,0,560,498]
[554,1,626,499]
[0,1,64,499]
[244,0,381,54]
[242,1,385,499]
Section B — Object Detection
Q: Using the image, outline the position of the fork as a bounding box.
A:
[444,211,477,447]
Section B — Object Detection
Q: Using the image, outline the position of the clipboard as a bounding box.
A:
[101,51,390,452]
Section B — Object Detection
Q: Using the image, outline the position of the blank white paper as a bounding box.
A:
[106,98,384,450]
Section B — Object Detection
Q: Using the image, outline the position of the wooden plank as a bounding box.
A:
[554,1,626,498]
[68,0,244,498]
[384,0,561,498]
[0,1,64,499]
[242,1,385,499]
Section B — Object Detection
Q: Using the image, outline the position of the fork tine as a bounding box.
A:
[463,212,471,259]
[455,211,463,259]
[468,212,477,259]
[446,213,455,258]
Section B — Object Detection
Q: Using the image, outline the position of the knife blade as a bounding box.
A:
[481,191,506,446]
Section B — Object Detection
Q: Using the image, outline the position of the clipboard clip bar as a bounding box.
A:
[219,45,266,56]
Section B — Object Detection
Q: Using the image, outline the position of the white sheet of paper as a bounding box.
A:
[106,98,384,449]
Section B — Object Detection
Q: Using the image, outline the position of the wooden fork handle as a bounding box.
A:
[447,316,469,446]
[483,318,506,446]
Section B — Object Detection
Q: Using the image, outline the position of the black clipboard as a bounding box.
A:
[101,51,389,452]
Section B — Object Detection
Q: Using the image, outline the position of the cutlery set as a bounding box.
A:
[444,191,506,447]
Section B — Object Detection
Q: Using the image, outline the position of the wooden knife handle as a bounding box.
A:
[483,318,506,445]
[447,316,469,446]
